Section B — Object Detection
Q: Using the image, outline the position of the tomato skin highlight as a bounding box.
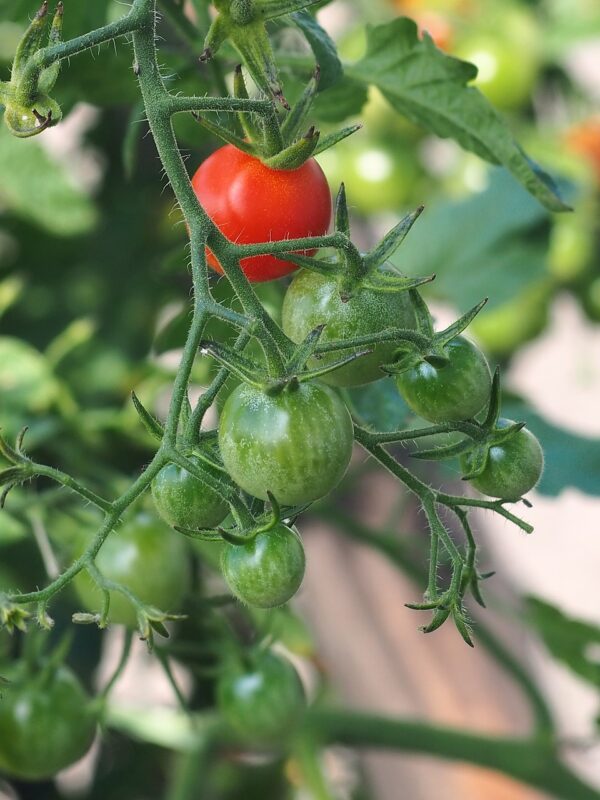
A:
[221,523,305,608]
[74,512,191,627]
[0,665,97,780]
[151,456,228,530]
[218,381,353,505]
[282,269,416,386]
[461,419,544,501]
[191,145,332,282]
[395,336,491,422]
[217,651,306,741]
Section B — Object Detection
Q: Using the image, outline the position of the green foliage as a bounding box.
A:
[0,0,598,798]
[528,597,600,687]
[504,400,600,497]
[0,126,97,234]
[348,18,568,212]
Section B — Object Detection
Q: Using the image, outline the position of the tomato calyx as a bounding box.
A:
[1,1,63,138]
[193,66,360,170]
[200,323,373,391]
[284,185,432,298]
[383,289,488,375]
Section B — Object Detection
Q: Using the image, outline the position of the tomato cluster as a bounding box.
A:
[172,145,547,613]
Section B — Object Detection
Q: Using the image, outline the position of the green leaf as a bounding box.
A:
[346,18,568,212]
[346,380,412,432]
[292,10,342,90]
[0,126,97,236]
[311,76,367,123]
[390,169,550,312]
[528,596,600,686]
[503,400,600,497]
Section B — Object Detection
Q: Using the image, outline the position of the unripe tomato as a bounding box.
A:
[218,381,353,505]
[74,512,191,627]
[281,269,416,386]
[456,9,539,111]
[395,336,491,422]
[470,283,551,358]
[191,145,331,282]
[461,419,544,500]
[221,523,305,608]
[316,137,421,215]
[0,665,97,780]
[217,651,306,742]
[151,455,228,530]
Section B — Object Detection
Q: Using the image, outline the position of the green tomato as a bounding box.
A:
[218,381,353,506]
[281,269,416,387]
[151,455,228,530]
[74,512,191,627]
[461,419,544,500]
[0,665,97,780]
[217,651,306,742]
[317,137,420,215]
[456,33,538,110]
[470,283,551,358]
[221,523,305,608]
[395,336,491,422]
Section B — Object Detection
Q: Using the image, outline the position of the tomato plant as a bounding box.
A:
[191,145,331,282]
[395,335,491,422]
[74,512,191,627]
[218,381,354,505]
[217,650,306,741]
[3,0,596,797]
[151,455,228,529]
[221,523,305,608]
[0,664,97,780]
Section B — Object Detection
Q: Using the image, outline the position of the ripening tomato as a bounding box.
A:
[221,523,305,608]
[218,381,353,505]
[191,145,332,282]
[565,118,600,184]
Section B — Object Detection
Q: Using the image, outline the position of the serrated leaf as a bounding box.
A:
[292,10,342,90]
[347,18,568,212]
[393,169,551,313]
[503,400,600,497]
[346,380,412,432]
[312,75,368,123]
[0,127,97,236]
[528,596,600,686]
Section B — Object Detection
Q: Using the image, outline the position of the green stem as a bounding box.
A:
[25,463,112,512]
[99,630,134,700]
[310,711,598,800]
[320,507,554,735]
[17,4,146,104]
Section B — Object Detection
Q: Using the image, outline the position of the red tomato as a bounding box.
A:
[191,145,332,282]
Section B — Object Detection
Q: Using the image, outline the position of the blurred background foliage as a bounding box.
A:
[0,0,600,796]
